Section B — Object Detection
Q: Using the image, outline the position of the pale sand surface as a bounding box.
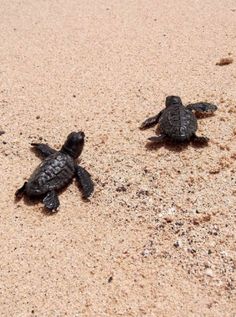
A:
[0,0,236,316]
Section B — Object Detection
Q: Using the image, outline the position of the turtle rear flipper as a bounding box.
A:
[191,134,209,145]
[148,134,166,143]
[43,190,60,212]
[75,165,94,198]
[31,143,56,158]
[186,103,217,113]
[15,182,27,198]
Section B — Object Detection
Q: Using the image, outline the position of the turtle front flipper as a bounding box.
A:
[31,143,56,158]
[43,190,60,212]
[140,111,163,130]
[186,103,217,113]
[75,165,94,199]
[15,182,27,198]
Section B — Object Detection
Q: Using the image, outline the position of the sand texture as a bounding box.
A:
[0,0,236,316]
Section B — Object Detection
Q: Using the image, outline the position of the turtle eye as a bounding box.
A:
[77,131,85,141]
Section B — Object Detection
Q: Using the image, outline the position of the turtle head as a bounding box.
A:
[165,96,182,107]
[61,131,85,158]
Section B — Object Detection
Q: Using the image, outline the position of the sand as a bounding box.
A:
[0,0,236,316]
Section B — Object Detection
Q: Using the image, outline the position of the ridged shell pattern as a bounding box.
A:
[159,105,197,141]
[26,152,75,196]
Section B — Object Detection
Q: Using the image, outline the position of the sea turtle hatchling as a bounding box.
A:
[140,95,217,144]
[15,131,94,212]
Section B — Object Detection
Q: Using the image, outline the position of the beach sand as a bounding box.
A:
[0,0,236,316]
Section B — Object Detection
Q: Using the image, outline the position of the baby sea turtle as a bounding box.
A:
[140,95,217,144]
[15,131,94,212]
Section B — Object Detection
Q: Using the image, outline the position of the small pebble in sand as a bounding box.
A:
[108,276,113,283]
[216,57,233,66]
[205,268,214,277]
[174,239,183,248]
[116,185,127,192]
[141,249,151,257]
[220,251,228,258]
[0,130,5,136]
[136,188,149,197]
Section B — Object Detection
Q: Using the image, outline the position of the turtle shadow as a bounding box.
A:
[15,192,58,215]
[145,140,187,152]
[191,141,210,149]
[145,139,209,152]
[14,179,90,215]
[14,193,54,215]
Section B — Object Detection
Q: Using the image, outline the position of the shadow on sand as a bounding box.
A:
[145,138,209,152]
[14,179,90,215]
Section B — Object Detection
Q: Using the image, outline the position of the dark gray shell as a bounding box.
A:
[159,105,197,141]
[25,152,75,196]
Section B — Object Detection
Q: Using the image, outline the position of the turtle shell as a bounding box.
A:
[25,152,75,196]
[159,105,197,141]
